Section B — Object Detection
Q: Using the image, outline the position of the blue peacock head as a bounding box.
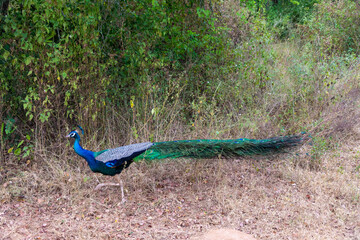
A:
[66,125,84,139]
[66,130,79,139]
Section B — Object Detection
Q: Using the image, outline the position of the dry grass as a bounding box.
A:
[1,138,359,239]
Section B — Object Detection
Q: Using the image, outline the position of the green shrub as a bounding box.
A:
[266,0,319,39]
[304,0,360,54]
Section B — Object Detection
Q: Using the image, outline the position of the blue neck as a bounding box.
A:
[73,136,95,164]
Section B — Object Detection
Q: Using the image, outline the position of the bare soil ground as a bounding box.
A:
[1,142,360,239]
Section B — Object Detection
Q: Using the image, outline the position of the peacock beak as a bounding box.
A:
[65,134,71,138]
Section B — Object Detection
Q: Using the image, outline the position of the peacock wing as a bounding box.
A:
[95,142,153,168]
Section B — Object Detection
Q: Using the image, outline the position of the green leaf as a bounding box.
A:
[8,147,13,153]
[17,140,24,148]
[52,57,59,63]
[23,151,30,158]
[3,51,10,60]
[290,0,300,5]
[83,176,90,182]
[26,134,31,140]
[37,36,43,44]
[152,0,159,7]
[14,148,21,155]
[25,57,32,65]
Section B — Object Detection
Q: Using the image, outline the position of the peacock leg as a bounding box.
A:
[120,179,126,204]
[93,177,126,204]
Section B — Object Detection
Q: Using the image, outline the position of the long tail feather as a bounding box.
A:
[136,135,303,161]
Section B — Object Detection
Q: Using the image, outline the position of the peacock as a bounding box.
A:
[66,126,303,201]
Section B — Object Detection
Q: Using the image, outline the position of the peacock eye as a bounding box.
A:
[71,133,75,137]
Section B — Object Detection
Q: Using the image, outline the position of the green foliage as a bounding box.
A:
[309,135,330,169]
[266,0,319,39]
[104,0,232,104]
[0,0,236,153]
[1,118,34,161]
[304,0,360,54]
[8,134,34,159]
[0,0,106,154]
